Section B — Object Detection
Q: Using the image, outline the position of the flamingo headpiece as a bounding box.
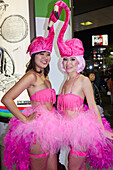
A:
[53,1,86,72]
[26,9,60,56]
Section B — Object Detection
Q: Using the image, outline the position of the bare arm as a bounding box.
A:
[1,72,36,122]
[83,77,113,139]
[82,77,103,126]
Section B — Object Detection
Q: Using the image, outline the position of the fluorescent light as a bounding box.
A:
[80,21,93,26]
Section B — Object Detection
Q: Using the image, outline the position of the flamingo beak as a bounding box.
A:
[54,5,59,19]
[47,26,50,30]
[48,20,54,30]
[54,11,59,19]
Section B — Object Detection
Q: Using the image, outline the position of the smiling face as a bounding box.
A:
[34,51,51,71]
[62,57,78,73]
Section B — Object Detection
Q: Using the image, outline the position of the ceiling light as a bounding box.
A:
[80,21,93,26]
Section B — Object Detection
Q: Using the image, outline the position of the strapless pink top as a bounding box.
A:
[57,93,84,111]
[30,89,56,104]
[57,73,85,111]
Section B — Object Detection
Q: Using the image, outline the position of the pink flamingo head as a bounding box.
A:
[48,3,62,30]
[26,10,57,56]
[54,1,85,72]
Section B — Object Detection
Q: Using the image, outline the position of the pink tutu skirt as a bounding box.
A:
[3,105,62,170]
[59,108,113,170]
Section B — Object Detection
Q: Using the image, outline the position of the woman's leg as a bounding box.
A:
[68,150,87,170]
[79,158,87,170]
[46,153,58,170]
[30,143,49,170]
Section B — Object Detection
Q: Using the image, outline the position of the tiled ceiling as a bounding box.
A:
[73,0,113,32]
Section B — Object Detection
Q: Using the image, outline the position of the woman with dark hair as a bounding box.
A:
[1,11,61,170]
[26,52,50,77]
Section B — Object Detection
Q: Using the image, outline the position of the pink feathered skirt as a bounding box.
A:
[59,107,113,170]
[3,105,62,170]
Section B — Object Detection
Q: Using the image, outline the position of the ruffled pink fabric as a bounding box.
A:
[58,108,113,169]
[30,89,56,104]
[57,93,84,111]
[3,106,62,170]
[87,116,113,170]
[57,92,113,169]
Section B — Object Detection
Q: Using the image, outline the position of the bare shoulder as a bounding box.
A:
[22,70,37,84]
[79,74,91,86]
[15,70,37,88]
[25,70,37,80]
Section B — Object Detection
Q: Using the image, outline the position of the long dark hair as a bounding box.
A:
[26,52,50,77]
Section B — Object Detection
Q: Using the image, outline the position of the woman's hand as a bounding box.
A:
[25,111,41,123]
[25,112,36,122]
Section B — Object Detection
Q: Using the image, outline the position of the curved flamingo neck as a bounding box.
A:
[47,12,54,41]
[58,3,70,42]
[47,25,54,38]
